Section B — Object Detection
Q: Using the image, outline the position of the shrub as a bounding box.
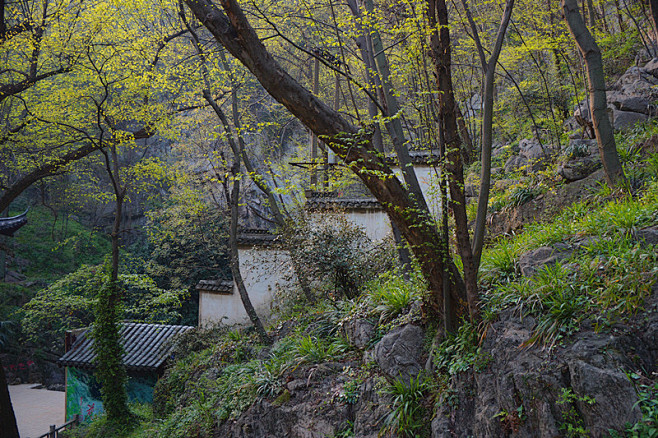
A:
[293,215,395,299]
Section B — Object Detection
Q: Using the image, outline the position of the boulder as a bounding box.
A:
[609,93,654,115]
[573,60,658,131]
[634,226,658,246]
[558,156,602,182]
[430,292,658,438]
[343,318,375,350]
[504,155,528,173]
[613,109,648,129]
[373,324,424,383]
[643,57,658,78]
[518,138,546,161]
[517,244,573,277]
[566,138,598,157]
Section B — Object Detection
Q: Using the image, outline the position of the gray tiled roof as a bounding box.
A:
[306,196,383,211]
[196,279,233,294]
[58,323,193,372]
[237,228,280,246]
[0,210,28,237]
[386,150,441,166]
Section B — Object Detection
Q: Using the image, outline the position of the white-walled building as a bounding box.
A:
[197,230,294,327]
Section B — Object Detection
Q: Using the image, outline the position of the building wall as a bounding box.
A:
[308,209,391,242]
[392,165,443,219]
[198,247,294,327]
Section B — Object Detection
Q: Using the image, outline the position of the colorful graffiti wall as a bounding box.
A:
[65,367,156,421]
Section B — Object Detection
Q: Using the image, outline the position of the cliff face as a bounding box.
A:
[208,287,657,438]
[433,285,658,438]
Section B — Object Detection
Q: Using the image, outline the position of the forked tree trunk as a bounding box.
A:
[462,0,515,269]
[562,0,626,187]
[427,0,480,321]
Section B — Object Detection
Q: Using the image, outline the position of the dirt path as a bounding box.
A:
[8,384,65,438]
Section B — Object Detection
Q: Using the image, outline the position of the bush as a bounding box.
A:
[293,215,395,299]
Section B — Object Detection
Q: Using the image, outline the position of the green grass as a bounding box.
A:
[480,180,658,346]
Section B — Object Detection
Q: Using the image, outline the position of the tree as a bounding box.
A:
[562,0,626,187]
[461,0,515,270]
[183,0,477,329]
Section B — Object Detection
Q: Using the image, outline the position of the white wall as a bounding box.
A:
[198,247,295,327]
[308,208,391,242]
[392,165,443,219]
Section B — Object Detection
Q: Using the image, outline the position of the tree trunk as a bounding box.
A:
[94,145,130,422]
[427,0,480,321]
[0,356,19,438]
[462,0,515,269]
[228,166,271,344]
[562,0,626,187]
[650,0,658,42]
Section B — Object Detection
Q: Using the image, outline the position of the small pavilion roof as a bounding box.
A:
[0,210,28,237]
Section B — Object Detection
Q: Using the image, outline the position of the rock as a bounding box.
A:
[574,104,592,128]
[558,156,602,182]
[643,57,658,78]
[343,318,375,350]
[518,138,546,161]
[566,138,598,157]
[504,155,528,173]
[431,298,658,438]
[373,324,424,383]
[4,270,26,283]
[464,184,478,198]
[46,383,65,392]
[613,109,648,129]
[609,93,653,115]
[634,226,658,246]
[517,244,573,277]
[563,116,580,132]
[487,169,606,237]
[568,360,641,436]
[216,367,387,438]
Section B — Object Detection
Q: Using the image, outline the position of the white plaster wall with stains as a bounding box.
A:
[198,247,295,327]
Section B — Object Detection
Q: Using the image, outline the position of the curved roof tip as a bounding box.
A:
[0,209,29,237]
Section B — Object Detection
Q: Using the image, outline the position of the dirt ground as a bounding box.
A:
[8,384,65,438]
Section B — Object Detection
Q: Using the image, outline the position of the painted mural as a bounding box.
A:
[65,367,156,421]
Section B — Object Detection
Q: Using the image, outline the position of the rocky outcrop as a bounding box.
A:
[488,169,606,236]
[343,318,376,350]
[517,243,573,277]
[215,361,392,438]
[432,286,658,437]
[370,324,424,384]
[575,59,658,131]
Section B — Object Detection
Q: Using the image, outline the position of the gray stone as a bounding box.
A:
[430,300,657,438]
[569,360,641,437]
[613,109,648,129]
[504,155,528,173]
[634,226,658,245]
[517,244,573,277]
[373,324,424,383]
[567,138,598,156]
[558,156,602,182]
[343,318,375,350]
[610,94,653,115]
[518,138,546,161]
[643,57,658,78]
